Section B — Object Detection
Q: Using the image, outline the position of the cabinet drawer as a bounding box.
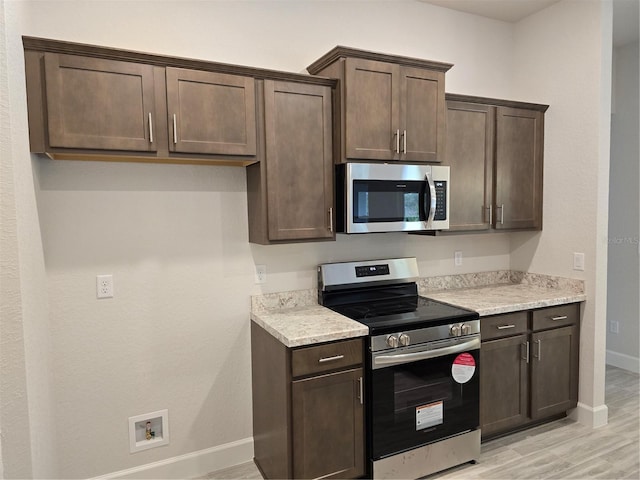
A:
[292,338,363,378]
[481,312,528,341]
[532,303,579,331]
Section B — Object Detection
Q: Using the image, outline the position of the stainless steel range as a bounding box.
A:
[318,257,481,479]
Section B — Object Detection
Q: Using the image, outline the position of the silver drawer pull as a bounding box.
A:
[551,315,568,321]
[318,355,344,363]
[497,324,516,330]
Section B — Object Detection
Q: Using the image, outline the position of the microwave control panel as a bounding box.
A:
[434,181,447,221]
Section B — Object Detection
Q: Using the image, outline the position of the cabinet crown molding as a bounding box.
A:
[307,45,454,74]
[22,36,337,87]
[446,93,549,112]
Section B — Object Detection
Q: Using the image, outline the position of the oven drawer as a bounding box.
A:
[532,303,579,331]
[481,312,528,340]
[292,338,363,378]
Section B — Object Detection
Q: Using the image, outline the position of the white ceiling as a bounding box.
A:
[419,0,561,23]
[420,0,639,47]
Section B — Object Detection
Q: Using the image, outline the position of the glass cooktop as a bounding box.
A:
[329,296,478,335]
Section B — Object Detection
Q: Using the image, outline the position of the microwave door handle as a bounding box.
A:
[424,172,437,224]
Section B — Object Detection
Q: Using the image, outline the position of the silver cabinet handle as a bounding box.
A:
[173,114,177,144]
[328,207,333,233]
[497,324,516,330]
[403,129,407,154]
[357,377,363,405]
[395,129,400,154]
[148,112,154,143]
[551,315,568,321]
[318,354,344,363]
[522,341,530,363]
[499,204,504,224]
[534,339,541,361]
[486,205,492,225]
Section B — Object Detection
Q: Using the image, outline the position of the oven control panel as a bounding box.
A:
[355,264,390,277]
[371,320,481,353]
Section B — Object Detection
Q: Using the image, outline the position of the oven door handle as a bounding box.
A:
[373,337,480,369]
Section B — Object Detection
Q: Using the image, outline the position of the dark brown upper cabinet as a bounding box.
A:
[308,46,452,163]
[247,80,335,244]
[165,68,256,156]
[42,53,158,153]
[445,100,495,231]
[444,94,548,232]
[23,36,334,166]
[494,106,545,230]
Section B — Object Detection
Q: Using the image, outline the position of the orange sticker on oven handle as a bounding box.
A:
[451,352,476,384]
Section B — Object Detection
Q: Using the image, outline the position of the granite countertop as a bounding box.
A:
[251,271,586,347]
[251,303,368,348]
[424,283,586,317]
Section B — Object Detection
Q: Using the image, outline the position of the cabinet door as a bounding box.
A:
[530,325,579,420]
[292,368,365,479]
[344,58,399,160]
[494,107,544,230]
[480,335,529,437]
[44,53,156,151]
[400,67,445,162]
[264,80,334,241]
[445,101,495,230]
[166,68,256,156]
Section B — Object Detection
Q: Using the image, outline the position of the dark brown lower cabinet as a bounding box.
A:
[292,368,364,479]
[480,303,580,440]
[251,322,365,479]
[480,334,529,436]
[531,325,580,420]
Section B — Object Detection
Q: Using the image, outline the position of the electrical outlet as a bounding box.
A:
[454,251,463,266]
[573,252,585,271]
[609,320,619,334]
[96,274,113,298]
[255,265,267,284]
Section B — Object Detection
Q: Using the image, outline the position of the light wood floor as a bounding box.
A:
[204,365,639,479]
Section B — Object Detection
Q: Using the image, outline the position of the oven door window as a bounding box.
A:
[353,180,426,223]
[370,349,480,460]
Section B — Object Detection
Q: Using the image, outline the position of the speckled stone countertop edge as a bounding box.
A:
[250,305,368,348]
[426,291,588,317]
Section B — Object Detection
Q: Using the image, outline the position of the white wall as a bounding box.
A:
[1,0,58,477]
[2,1,520,478]
[509,0,612,426]
[607,39,640,372]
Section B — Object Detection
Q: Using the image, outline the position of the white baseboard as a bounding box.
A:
[606,350,640,373]
[91,437,254,480]
[569,402,609,428]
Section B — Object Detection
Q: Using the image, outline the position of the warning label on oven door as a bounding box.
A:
[452,352,476,384]
[416,401,443,430]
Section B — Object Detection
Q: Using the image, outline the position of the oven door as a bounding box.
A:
[369,339,480,460]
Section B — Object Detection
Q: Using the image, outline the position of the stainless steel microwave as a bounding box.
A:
[335,162,450,233]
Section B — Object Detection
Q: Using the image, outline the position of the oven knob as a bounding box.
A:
[461,323,471,335]
[450,324,461,337]
[386,335,399,348]
[398,333,410,347]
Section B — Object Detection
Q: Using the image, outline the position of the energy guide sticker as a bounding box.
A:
[416,401,443,430]
[451,352,476,384]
